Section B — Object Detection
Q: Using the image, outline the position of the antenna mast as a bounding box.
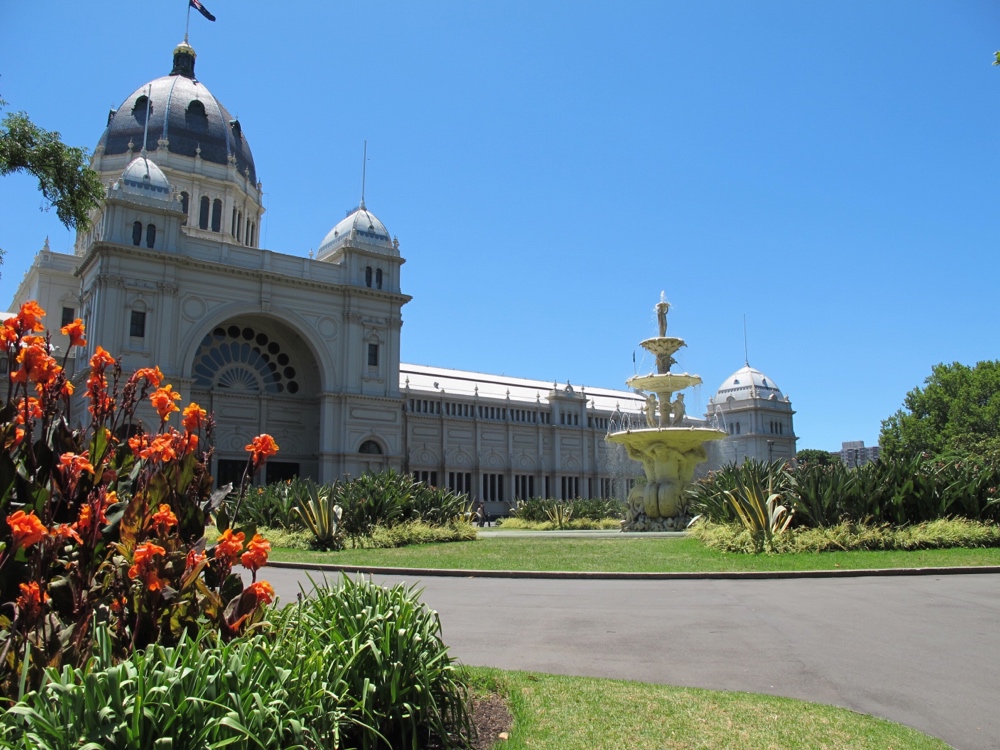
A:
[743,314,749,366]
[360,140,367,208]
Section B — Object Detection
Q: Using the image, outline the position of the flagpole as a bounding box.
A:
[184,0,192,42]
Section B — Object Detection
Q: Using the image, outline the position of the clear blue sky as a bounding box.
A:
[2,1,998,452]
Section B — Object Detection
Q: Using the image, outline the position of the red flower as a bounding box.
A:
[150,384,182,421]
[60,318,87,347]
[214,528,245,566]
[245,434,279,469]
[151,504,177,537]
[8,510,47,549]
[241,533,270,573]
[128,542,167,591]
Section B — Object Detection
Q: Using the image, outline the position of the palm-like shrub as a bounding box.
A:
[335,470,407,536]
[292,481,344,550]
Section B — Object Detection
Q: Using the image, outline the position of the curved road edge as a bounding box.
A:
[267,560,1000,580]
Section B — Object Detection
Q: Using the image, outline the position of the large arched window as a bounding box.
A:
[145,224,156,248]
[132,221,142,246]
[180,191,189,221]
[365,266,373,287]
[375,268,383,289]
[192,324,301,395]
[199,196,210,229]
[211,199,222,232]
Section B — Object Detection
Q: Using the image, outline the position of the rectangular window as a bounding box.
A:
[367,343,378,367]
[216,459,246,489]
[61,306,75,327]
[130,310,146,338]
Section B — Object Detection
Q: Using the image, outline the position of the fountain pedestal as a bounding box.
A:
[607,297,726,531]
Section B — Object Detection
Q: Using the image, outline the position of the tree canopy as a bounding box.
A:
[880,361,1000,460]
[795,448,839,466]
[0,99,104,230]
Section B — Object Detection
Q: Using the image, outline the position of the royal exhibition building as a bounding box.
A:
[8,41,797,514]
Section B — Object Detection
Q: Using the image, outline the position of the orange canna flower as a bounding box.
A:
[8,510,47,549]
[133,366,164,387]
[185,548,207,571]
[128,542,167,591]
[59,451,95,475]
[15,301,46,333]
[75,504,94,536]
[240,533,270,573]
[182,402,207,434]
[12,340,61,385]
[14,397,42,425]
[51,523,83,545]
[16,581,49,621]
[128,433,150,458]
[245,580,275,607]
[0,319,17,347]
[151,504,178,537]
[214,528,245,565]
[139,432,178,462]
[89,346,115,370]
[245,434,279,468]
[150,384,182,421]
[60,318,87,347]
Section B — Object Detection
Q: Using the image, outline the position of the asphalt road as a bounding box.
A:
[265,568,999,750]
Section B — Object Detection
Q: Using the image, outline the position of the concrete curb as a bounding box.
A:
[266,560,1000,581]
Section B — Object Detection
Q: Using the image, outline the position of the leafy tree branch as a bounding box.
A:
[0,99,104,230]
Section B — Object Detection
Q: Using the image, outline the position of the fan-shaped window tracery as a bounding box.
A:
[192,325,301,395]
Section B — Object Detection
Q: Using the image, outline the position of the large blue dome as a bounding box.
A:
[95,41,256,183]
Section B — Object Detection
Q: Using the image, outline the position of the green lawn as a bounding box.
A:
[464,668,949,750]
[268,535,1000,572]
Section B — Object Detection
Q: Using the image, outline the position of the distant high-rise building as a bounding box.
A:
[839,440,881,467]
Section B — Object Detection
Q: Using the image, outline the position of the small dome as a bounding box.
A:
[118,155,172,199]
[709,365,786,404]
[317,202,393,259]
[96,41,256,183]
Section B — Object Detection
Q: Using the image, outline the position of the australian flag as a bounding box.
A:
[190,0,216,22]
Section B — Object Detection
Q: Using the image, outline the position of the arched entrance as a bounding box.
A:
[189,317,322,486]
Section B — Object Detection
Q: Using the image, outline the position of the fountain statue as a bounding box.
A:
[606,294,726,531]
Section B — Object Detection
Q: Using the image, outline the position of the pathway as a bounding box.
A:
[265,568,999,750]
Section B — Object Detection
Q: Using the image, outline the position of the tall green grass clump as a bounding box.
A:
[1,577,475,750]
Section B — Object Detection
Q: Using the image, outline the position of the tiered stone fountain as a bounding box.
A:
[607,295,727,531]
